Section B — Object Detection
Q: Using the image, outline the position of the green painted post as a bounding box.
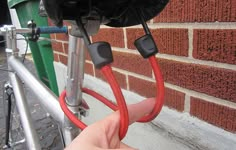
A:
[8,0,59,95]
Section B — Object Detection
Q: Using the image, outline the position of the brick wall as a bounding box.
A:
[50,0,236,133]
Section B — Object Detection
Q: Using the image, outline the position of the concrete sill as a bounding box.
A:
[83,74,236,150]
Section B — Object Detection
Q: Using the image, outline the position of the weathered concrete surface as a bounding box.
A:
[54,61,236,150]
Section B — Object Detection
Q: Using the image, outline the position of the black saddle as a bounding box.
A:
[42,0,169,28]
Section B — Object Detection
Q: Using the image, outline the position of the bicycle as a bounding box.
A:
[0,0,168,149]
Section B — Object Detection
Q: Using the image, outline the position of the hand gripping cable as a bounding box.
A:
[59,55,164,139]
[59,11,164,140]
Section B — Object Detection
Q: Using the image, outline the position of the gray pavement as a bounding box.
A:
[0,47,63,149]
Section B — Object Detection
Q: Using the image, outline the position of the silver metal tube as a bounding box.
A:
[15,28,32,34]
[0,26,31,35]
[9,73,41,150]
[63,36,86,145]
[11,27,17,54]
[8,56,64,124]
[66,36,85,107]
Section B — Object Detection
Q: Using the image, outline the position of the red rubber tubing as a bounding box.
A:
[59,90,87,130]
[82,56,165,122]
[82,88,118,111]
[59,88,118,132]
[138,56,165,122]
[101,65,129,140]
[59,55,164,139]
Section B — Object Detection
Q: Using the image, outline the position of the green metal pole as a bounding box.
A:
[9,0,59,95]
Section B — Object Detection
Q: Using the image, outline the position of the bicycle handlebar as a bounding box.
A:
[38,26,68,34]
[0,25,68,35]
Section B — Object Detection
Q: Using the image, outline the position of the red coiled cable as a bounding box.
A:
[59,55,164,140]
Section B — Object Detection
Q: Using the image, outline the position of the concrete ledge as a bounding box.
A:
[53,62,236,150]
[83,74,236,150]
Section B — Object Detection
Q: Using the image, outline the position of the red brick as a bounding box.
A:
[113,71,127,90]
[59,55,68,65]
[56,33,69,41]
[51,42,63,53]
[63,43,69,55]
[47,18,54,26]
[95,68,103,81]
[48,19,71,26]
[126,28,145,50]
[92,28,124,48]
[193,29,236,64]
[112,51,152,77]
[158,58,236,102]
[84,62,94,76]
[129,76,185,111]
[95,69,127,90]
[85,50,91,61]
[53,53,59,62]
[126,28,189,56]
[63,21,71,26]
[154,0,236,23]
[129,76,156,98]
[190,97,236,132]
[164,88,185,112]
[50,33,56,40]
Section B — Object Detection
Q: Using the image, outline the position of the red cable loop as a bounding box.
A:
[82,88,118,111]
[59,55,164,140]
[59,90,87,130]
[138,56,165,122]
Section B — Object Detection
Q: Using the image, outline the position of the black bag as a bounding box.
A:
[42,0,169,27]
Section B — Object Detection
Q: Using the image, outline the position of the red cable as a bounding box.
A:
[59,88,118,131]
[82,88,118,111]
[101,65,129,140]
[59,55,164,140]
[59,90,87,130]
[138,56,165,122]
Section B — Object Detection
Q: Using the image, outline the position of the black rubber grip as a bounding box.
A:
[134,34,158,58]
[88,42,113,69]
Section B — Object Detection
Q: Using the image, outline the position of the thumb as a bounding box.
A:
[103,97,156,125]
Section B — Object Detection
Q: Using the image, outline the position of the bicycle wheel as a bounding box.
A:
[2,82,26,150]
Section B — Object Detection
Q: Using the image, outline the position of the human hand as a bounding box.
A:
[65,98,156,150]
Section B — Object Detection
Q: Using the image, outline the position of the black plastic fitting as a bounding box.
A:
[134,34,158,58]
[27,20,40,41]
[88,42,113,69]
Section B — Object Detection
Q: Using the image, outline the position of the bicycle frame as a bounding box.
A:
[2,25,85,149]
[2,11,165,147]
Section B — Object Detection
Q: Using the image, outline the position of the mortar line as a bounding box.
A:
[126,74,130,90]
[123,28,128,49]
[85,67,236,110]
[112,48,236,71]
[184,95,191,113]
[53,51,68,57]
[188,28,193,58]
[101,22,236,29]
[111,67,236,109]
[164,83,236,110]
